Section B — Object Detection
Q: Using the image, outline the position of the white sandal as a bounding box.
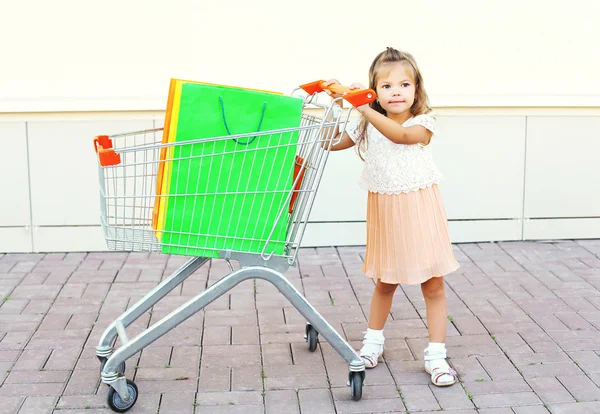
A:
[424,346,457,386]
[359,331,384,368]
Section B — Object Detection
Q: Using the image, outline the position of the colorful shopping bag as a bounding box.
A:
[158,82,303,258]
[153,79,282,232]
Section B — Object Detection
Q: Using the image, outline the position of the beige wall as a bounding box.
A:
[2,0,599,111]
[1,0,599,252]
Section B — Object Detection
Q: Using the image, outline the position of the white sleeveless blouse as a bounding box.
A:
[346,114,444,194]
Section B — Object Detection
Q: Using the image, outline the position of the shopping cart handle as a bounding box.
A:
[300,80,377,107]
[94,135,121,167]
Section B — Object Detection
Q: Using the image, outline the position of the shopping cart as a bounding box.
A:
[93,81,377,412]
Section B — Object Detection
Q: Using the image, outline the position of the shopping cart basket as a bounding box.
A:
[93,81,377,412]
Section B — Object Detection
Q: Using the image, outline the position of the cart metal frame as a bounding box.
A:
[93,89,372,411]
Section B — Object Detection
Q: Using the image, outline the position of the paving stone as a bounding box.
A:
[526,377,574,404]
[508,351,572,366]
[464,379,532,395]
[136,379,198,394]
[202,345,261,367]
[470,408,514,414]
[472,391,542,408]
[195,391,263,406]
[1,241,600,413]
[5,369,70,384]
[263,363,327,390]
[63,369,100,396]
[519,361,583,378]
[0,397,24,414]
[298,388,336,414]
[26,329,90,349]
[397,384,440,411]
[549,401,600,414]
[232,325,259,345]
[262,343,293,366]
[477,355,522,380]
[265,390,300,414]
[429,383,475,410]
[0,382,64,397]
[135,366,197,381]
[231,365,263,391]
[556,374,600,402]
[447,357,492,382]
[12,349,51,370]
[156,392,196,414]
[512,407,554,414]
[493,332,535,354]
[567,351,600,374]
[0,331,34,350]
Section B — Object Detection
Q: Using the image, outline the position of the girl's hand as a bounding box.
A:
[323,80,370,110]
[323,81,366,98]
[322,79,344,99]
[349,82,366,91]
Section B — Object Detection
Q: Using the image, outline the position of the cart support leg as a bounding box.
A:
[258,268,365,371]
[100,265,363,379]
[96,256,209,359]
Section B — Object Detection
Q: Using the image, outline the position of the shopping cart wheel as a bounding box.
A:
[305,325,319,352]
[107,379,138,413]
[100,357,126,376]
[349,371,364,401]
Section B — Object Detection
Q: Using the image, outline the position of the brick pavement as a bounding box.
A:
[1,240,600,413]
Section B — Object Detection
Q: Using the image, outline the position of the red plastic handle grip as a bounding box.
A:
[300,80,377,107]
[93,135,121,166]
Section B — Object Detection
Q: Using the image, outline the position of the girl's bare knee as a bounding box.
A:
[376,280,399,295]
[421,277,445,300]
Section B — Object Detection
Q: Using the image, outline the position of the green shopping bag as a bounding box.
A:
[160,82,303,258]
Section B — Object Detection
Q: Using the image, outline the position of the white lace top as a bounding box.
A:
[346,114,444,194]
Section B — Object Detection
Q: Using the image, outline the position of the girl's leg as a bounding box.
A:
[421,276,447,341]
[369,280,399,329]
[421,276,456,386]
[359,280,399,368]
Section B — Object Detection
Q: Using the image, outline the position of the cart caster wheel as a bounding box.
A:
[349,371,364,401]
[306,325,319,352]
[100,358,126,375]
[107,379,138,413]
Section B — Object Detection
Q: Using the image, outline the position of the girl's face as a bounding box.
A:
[375,63,416,118]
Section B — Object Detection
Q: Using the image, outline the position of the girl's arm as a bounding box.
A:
[320,81,357,151]
[321,108,357,151]
[325,130,355,151]
[357,106,432,145]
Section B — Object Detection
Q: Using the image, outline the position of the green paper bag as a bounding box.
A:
[160,83,303,258]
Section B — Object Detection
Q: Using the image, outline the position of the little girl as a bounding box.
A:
[324,47,460,386]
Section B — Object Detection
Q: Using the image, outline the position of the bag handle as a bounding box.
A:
[219,96,267,145]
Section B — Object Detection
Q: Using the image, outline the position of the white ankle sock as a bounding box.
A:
[367,328,384,340]
[425,342,454,385]
[427,342,446,354]
[361,328,384,356]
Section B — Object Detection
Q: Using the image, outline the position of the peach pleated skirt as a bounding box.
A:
[362,184,460,285]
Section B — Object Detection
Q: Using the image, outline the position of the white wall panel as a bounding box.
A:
[0,228,32,253]
[435,116,526,220]
[0,113,598,253]
[27,120,153,226]
[0,122,30,226]
[524,117,600,218]
[448,220,522,243]
[33,226,106,253]
[309,147,367,222]
[524,218,600,241]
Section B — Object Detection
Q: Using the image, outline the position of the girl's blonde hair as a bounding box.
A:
[355,47,431,160]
